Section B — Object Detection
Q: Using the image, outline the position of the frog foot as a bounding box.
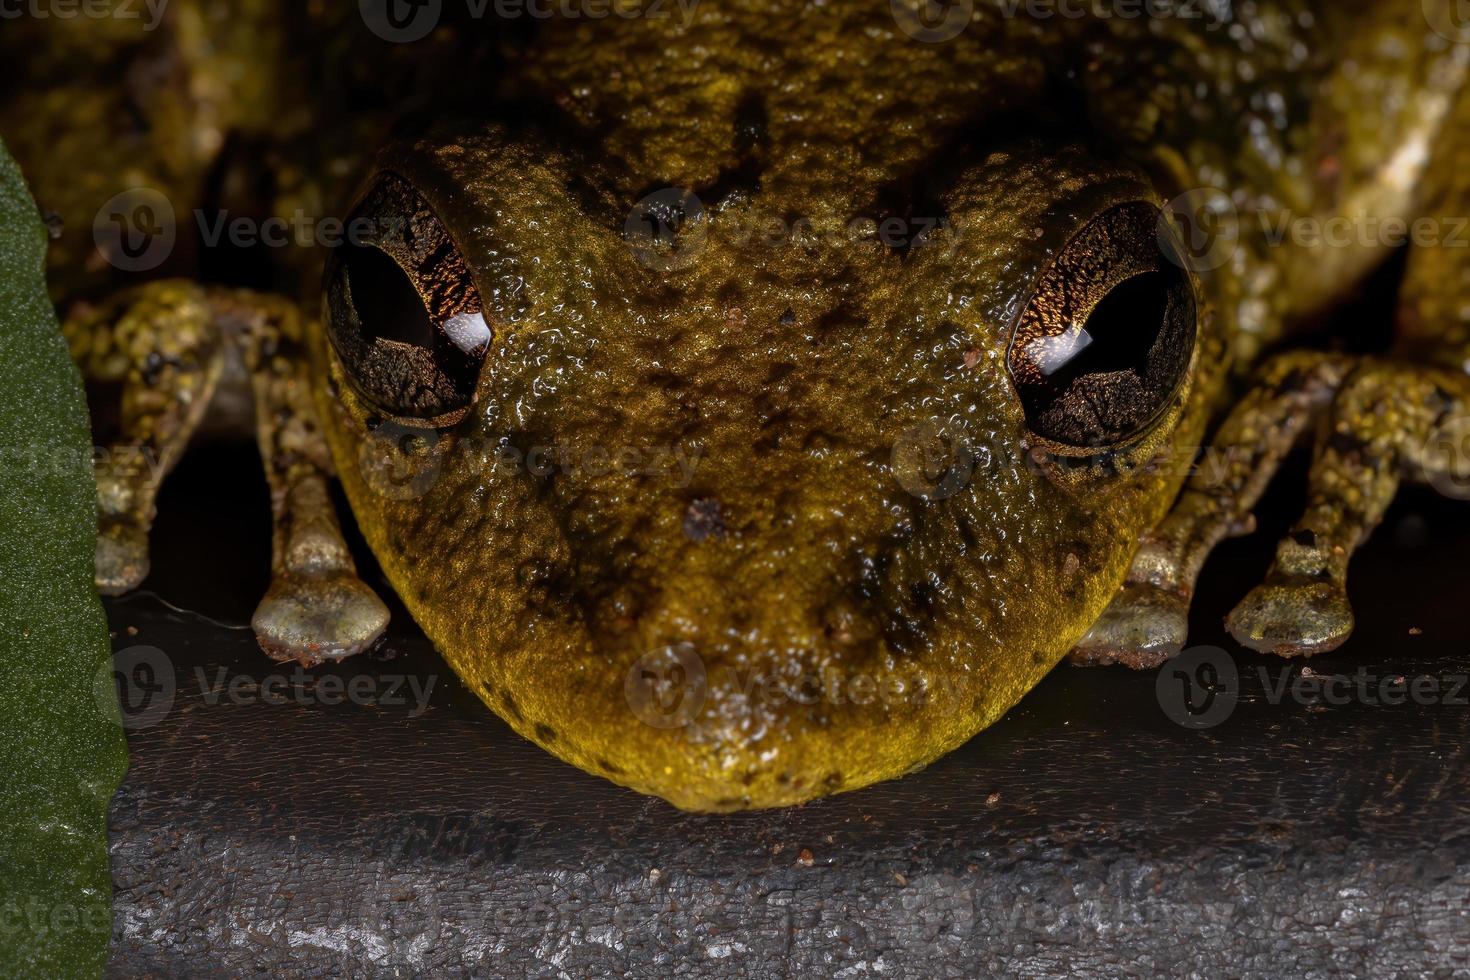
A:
[94,518,150,596]
[1072,353,1470,668]
[253,571,390,666]
[66,282,390,664]
[1070,579,1189,669]
[1225,575,1354,658]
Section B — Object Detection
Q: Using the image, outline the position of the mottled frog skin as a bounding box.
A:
[7,1,1470,809]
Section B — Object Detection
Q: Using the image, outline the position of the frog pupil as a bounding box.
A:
[341,243,435,351]
[1052,272,1170,383]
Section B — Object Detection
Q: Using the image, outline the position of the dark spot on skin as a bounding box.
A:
[534,723,557,742]
[684,497,726,541]
[141,350,168,385]
[478,680,497,699]
[908,579,936,614]
[596,758,623,775]
[863,150,954,259]
[499,692,523,722]
[742,771,757,786]
[823,772,843,789]
[694,93,769,211]
[733,92,769,156]
[883,613,926,658]
[715,797,741,808]
[1277,367,1306,394]
[1433,386,1457,416]
[765,361,797,385]
[1291,529,1318,549]
[1326,431,1365,457]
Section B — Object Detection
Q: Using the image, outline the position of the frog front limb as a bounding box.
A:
[66,281,389,665]
[1069,351,1352,667]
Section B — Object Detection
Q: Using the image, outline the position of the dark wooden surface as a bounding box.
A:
[104,444,1470,977]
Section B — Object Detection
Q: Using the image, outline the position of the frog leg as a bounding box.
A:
[1226,112,1470,658]
[65,281,387,665]
[63,281,225,595]
[210,290,390,666]
[1223,362,1464,655]
[1070,352,1353,668]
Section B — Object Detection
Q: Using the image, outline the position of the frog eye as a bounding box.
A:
[1007,202,1196,449]
[324,173,488,423]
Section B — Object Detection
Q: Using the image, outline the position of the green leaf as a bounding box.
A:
[0,138,127,976]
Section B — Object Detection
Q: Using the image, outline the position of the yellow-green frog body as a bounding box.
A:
[9,0,1470,809]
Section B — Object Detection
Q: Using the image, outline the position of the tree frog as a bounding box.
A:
[7,0,1470,810]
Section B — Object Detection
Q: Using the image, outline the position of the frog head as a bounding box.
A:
[313,120,1216,810]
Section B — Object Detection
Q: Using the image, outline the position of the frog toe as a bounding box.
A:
[94,520,150,596]
[252,571,389,667]
[1226,578,1354,658]
[1069,582,1188,669]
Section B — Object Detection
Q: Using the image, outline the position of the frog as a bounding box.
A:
[7,0,1470,811]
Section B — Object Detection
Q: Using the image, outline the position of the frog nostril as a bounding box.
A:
[683,497,726,542]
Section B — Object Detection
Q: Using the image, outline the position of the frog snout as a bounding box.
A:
[575,500,901,714]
